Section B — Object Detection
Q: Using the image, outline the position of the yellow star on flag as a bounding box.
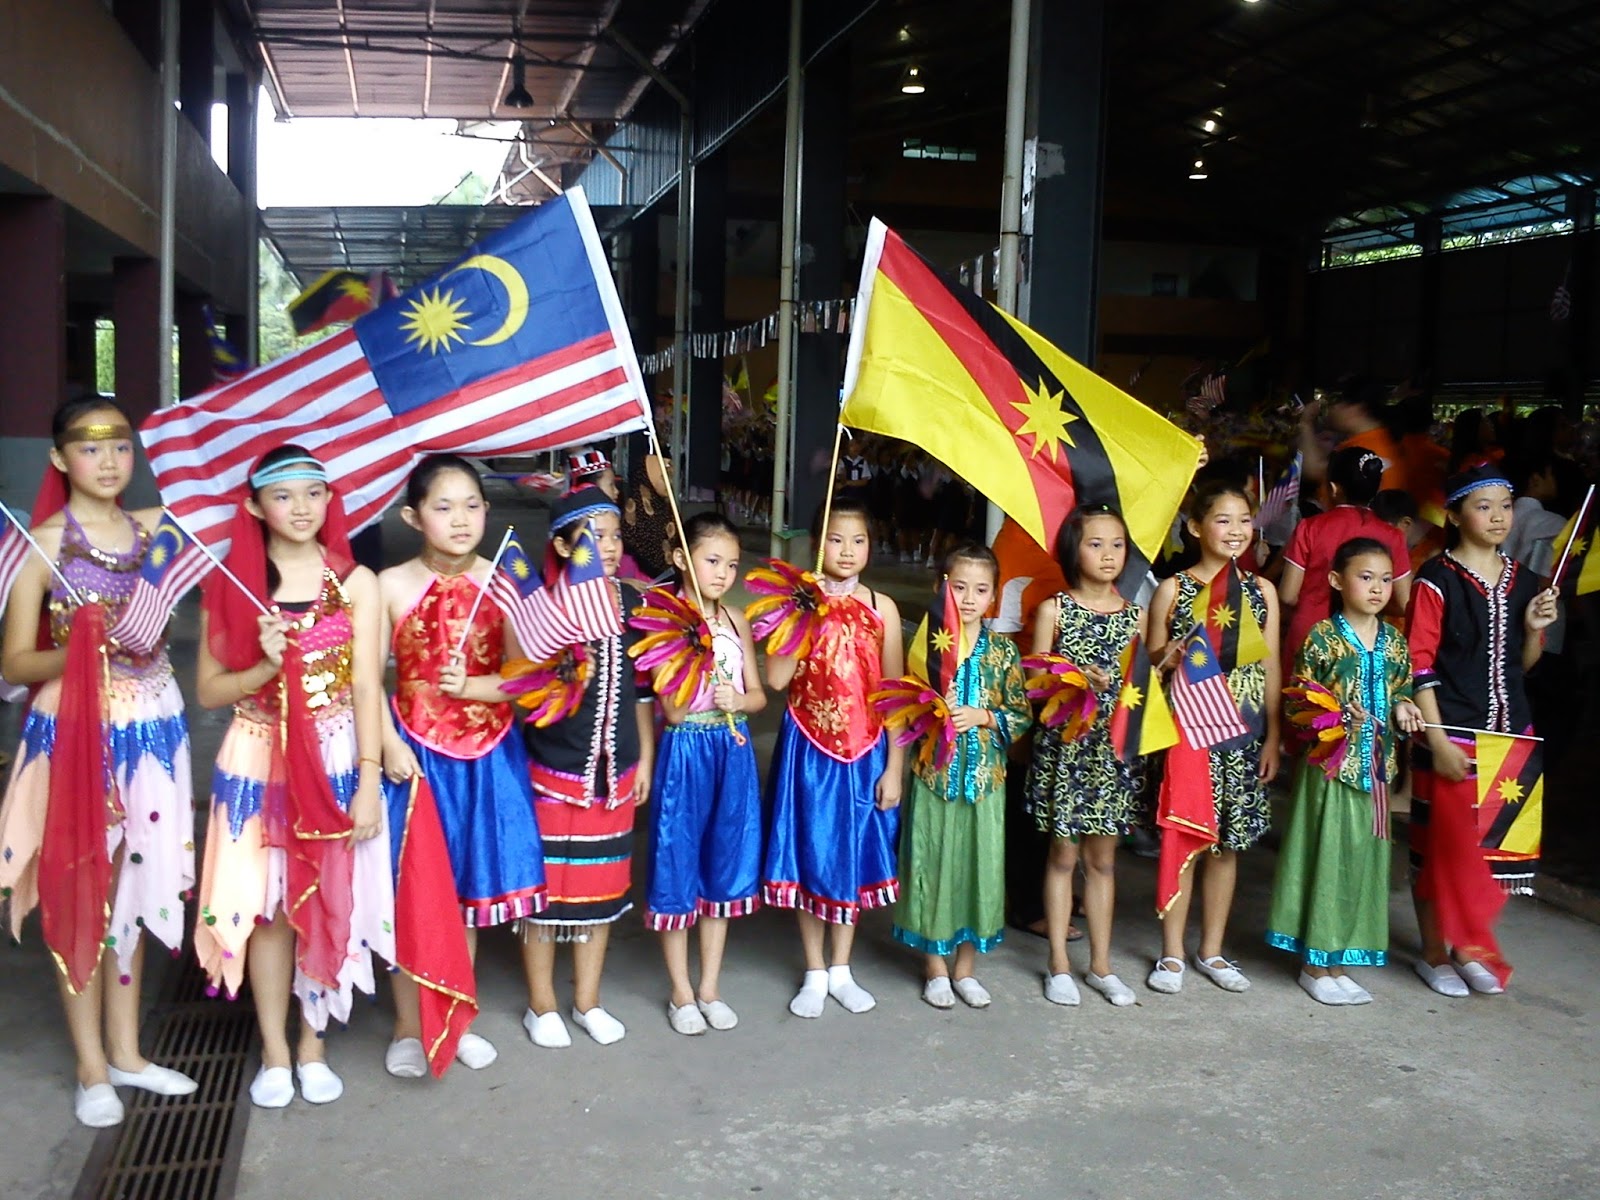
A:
[571,544,594,568]
[510,557,531,581]
[1009,377,1079,463]
[1496,777,1525,804]
[1211,604,1237,630]
[337,277,373,304]
[931,628,955,654]
[400,286,471,355]
[1118,681,1144,710]
[1188,644,1210,668]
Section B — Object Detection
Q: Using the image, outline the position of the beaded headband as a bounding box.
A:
[1444,474,1512,506]
[59,422,133,445]
[250,456,329,489]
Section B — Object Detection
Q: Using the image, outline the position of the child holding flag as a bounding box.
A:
[0,399,199,1128]
[1268,538,1424,1005]
[1406,465,1558,997]
[763,496,905,1018]
[195,445,394,1109]
[1026,506,1155,1008]
[893,543,1030,1009]
[518,486,654,1048]
[1146,481,1282,996]
[375,455,548,1078]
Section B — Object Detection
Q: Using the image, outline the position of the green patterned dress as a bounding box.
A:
[1027,594,1145,838]
[1167,571,1270,850]
[1266,616,1413,966]
[893,630,1032,955]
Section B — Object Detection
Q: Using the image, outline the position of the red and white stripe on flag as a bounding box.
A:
[0,524,28,621]
[107,544,213,656]
[555,576,623,643]
[488,576,582,664]
[140,326,647,551]
[1170,666,1248,749]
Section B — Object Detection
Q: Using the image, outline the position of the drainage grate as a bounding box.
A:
[74,961,258,1200]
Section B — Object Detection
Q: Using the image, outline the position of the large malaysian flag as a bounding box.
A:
[140,188,648,547]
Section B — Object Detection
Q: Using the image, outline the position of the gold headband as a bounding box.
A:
[60,422,133,444]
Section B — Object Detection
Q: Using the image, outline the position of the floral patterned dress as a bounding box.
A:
[1027,594,1144,838]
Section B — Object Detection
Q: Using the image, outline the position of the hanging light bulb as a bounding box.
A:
[1189,158,1208,180]
[899,64,927,95]
[503,53,533,109]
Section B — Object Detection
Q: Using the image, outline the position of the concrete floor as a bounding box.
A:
[3,485,1598,1200]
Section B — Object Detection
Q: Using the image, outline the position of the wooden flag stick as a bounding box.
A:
[813,421,847,575]
[0,500,82,604]
[161,508,271,616]
[453,527,513,658]
[1422,723,1543,743]
[1548,483,1595,592]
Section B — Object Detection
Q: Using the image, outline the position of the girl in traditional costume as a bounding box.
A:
[1026,507,1147,1008]
[0,400,198,1128]
[1268,537,1423,1005]
[520,486,654,1049]
[642,512,765,1035]
[1406,465,1557,997]
[1146,481,1282,996]
[377,455,547,1077]
[195,445,393,1109]
[893,543,1030,1009]
[763,495,905,1017]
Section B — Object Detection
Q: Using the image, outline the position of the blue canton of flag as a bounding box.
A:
[1169,626,1248,749]
[109,512,213,655]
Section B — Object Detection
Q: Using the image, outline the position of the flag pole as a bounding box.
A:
[0,500,82,604]
[812,421,847,575]
[160,508,271,616]
[1548,483,1594,591]
[1422,723,1543,743]
[454,527,513,658]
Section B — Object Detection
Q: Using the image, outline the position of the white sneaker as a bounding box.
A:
[571,1005,626,1045]
[249,1065,294,1109]
[1043,972,1081,1006]
[455,1032,498,1069]
[1146,957,1185,994]
[667,1001,708,1035]
[384,1038,428,1079]
[295,1061,343,1104]
[1084,972,1136,1007]
[523,1008,572,1048]
[1298,971,1349,1006]
[75,1083,125,1128]
[1192,954,1251,993]
[1333,975,1373,1005]
[922,977,956,1009]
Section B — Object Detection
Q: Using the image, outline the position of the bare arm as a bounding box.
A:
[632,697,655,806]
[1029,596,1060,655]
[345,566,386,840]
[195,610,283,709]
[1146,576,1180,671]
[0,554,66,685]
[1277,561,1304,609]
[874,591,906,810]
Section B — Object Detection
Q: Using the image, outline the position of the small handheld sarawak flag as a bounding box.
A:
[1474,731,1544,870]
[1109,635,1179,762]
[108,512,214,655]
[1549,503,1600,594]
[1193,558,1268,671]
[287,269,386,336]
[907,577,963,694]
[840,219,1200,563]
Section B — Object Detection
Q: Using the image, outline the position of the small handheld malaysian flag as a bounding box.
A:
[108,513,214,655]
[1169,626,1248,749]
[488,530,581,663]
[554,523,623,642]
[1256,451,1302,542]
[0,522,27,623]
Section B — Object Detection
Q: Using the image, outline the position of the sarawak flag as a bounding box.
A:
[107,511,214,655]
[840,220,1201,561]
[1193,558,1268,670]
[1155,737,1216,916]
[1109,634,1178,762]
[141,190,648,549]
[1550,502,1600,594]
[287,269,385,336]
[392,776,477,1077]
[1474,732,1544,871]
[906,577,963,694]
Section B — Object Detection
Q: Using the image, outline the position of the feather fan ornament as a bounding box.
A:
[627,586,716,709]
[501,646,591,728]
[1021,654,1098,741]
[1283,677,1350,776]
[870,675,956,772]
[744,559,830,658]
